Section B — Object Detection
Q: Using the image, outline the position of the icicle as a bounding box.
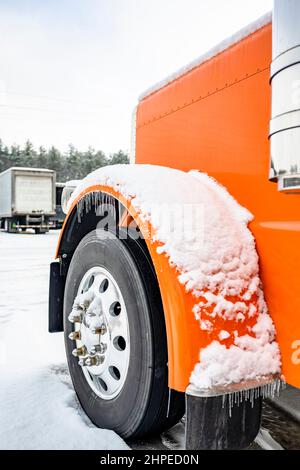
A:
[222,394,226,409]
[76,197,84,223]
[76,191,118,229]
[228,393,232,417]
[220,378,284,416]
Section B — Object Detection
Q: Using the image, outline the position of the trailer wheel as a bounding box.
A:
[64,229,184,439]
[4,219,16,233]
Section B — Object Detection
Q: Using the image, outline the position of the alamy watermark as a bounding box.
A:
[94,200,205,247]
[291,339,300,365]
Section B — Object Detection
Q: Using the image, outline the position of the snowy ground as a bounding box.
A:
[0,229,186,451]
[0,230,128,450]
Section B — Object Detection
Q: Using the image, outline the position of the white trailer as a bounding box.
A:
[0,167,56,233]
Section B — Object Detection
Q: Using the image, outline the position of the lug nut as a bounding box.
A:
[85,357,94,367]
[79,355,104,367]
[73,303,84,311]
[68,312,82,323]
[86,311,96,318]
[90,343,107,355]
[90,324,107,335]
[72,346,86,357]
[91,355,104,366]
[68,331,81,341]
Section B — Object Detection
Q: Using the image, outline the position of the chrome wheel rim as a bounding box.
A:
[68,266,130,400]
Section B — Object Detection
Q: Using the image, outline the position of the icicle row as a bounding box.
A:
[221,378,284,417]
[76,191,117,223]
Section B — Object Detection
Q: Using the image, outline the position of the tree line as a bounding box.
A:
[0,139,129,181]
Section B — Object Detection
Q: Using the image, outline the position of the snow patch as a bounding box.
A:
[65,179,81,188]
[0,367,128,450]
[219,330,230,341]
[190,313,280,390]
[0,231,128,450]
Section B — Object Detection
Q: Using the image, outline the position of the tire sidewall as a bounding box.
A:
[64,230,154,437]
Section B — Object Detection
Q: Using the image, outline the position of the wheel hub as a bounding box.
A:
[68,266,130,400]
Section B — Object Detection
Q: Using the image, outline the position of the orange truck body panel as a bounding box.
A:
[135,21,300,389]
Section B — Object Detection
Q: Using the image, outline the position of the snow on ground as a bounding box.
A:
[0,231,128,450]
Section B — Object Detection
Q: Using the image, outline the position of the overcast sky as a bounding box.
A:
[0,0,272,155]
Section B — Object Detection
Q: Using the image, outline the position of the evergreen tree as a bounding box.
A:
[109,150,129,165]
[37,146,48,169]
[0,139,129,179]
[9,144,22,167]
[66,144,81,179]
[0,139,5,172]
[82,147,108,176]
[48,146,62,176]
[94,149,108,169]
[22,140,37,167]
[81,146,96,176]
[0,141,11,171]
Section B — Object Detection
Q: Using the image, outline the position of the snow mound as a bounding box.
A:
[69,164,281,391]
[0,231,128,450]
[0,367,128,450]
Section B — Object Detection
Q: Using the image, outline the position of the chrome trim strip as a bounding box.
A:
[269,109,300,136]
[271,45,300,80]
[269,1,300,189]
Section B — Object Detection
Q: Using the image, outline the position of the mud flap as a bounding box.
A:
[185,393,262,449]
[48,261,66,332]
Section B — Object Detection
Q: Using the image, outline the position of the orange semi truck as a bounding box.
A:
[49,1,300,449]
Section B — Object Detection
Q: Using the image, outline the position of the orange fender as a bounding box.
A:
[56,183,278,393]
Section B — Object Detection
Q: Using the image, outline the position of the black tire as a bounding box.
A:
[64,229,184,439]
[5,219,16,233]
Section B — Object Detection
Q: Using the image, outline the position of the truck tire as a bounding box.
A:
[5,219,16,233]
[64,229,185,439]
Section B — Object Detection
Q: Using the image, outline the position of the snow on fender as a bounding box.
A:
[63,164,281,396]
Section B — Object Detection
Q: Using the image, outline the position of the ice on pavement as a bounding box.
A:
[0,231,128,450]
